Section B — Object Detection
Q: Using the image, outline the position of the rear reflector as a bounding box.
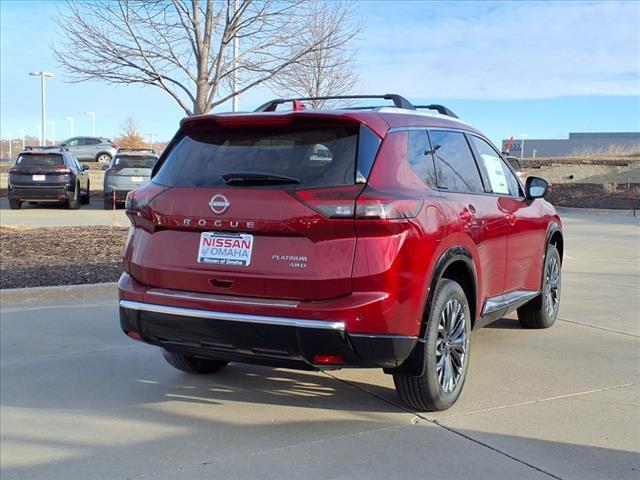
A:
[127,331,142,340]
[313,354,345,365]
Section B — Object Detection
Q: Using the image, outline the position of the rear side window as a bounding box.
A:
[15,154,64,167]
[407,130,436,187]
[114,155,156,169]
[85,138,101,145]
[429,131,484,193]
[154,126,358,188]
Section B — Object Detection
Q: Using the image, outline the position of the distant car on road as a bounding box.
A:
[57,136,118,163]
[7,147,90,209]
[103,148,158,209]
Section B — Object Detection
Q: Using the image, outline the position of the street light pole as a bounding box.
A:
[84,112,95,136]
[64,116,74,137]
[519,133,528,160]
[47,120,56,145]
[5,132,12,160]
[17,129,25,150]
[231,0,239,112]
[29,71,54,146]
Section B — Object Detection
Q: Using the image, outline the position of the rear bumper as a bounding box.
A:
[119,279,419,370]
[8,185,72,201]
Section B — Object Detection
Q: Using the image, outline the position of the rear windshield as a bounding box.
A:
[114,155,156,169]
[153,126,358,188]
[16,154,64,167]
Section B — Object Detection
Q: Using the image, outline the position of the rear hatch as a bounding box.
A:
[9,153,70,186]
[127,114,381,301]
[106,154,155,186]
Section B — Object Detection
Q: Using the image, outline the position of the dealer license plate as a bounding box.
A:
[32,174,45,181]
[131,176,144,183]
[197,232,254,266]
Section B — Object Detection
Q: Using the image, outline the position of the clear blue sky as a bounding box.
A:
[1,0,639,146]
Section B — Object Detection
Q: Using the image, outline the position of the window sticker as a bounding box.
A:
[482,153,510,194]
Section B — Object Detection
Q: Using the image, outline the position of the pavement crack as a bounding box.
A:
[435,382,640,421]
[558,317,639,337]
[322,371,564,480]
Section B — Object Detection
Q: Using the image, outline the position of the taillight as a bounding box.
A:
[355,188,423,220]
[293,185,422,220]
[292,185,363,219]
[54,166,71,174]
[125,182,168,230]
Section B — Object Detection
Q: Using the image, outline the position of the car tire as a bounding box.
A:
[517,244,561,329]
[68,184,81,210]
[393,279,471,411]
[9,197,21,209]
[96,153,112,163]
[81,182,90,205]
[162,350,228,374]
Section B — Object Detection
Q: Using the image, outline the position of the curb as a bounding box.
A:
[556,206,637,217]
[1,282,117,306]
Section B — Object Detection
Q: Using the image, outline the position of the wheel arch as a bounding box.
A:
[95,151,112,161]
[385,246,478,377]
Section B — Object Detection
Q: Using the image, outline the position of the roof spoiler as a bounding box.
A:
[23,146,68,152]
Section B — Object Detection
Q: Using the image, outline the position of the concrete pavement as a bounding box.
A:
[1,213,638,479]
[0,197,128,227]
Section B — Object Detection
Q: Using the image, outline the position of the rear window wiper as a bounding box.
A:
[222,172,301,185]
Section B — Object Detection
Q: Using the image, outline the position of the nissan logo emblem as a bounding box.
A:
[209,194,230,214]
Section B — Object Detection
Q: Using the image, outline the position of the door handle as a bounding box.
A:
[460,206,475,226]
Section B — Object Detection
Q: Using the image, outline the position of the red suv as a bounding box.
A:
[119,94,563,411]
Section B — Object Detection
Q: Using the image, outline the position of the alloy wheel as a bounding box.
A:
[544,255,560,317]
[435,298,469,394]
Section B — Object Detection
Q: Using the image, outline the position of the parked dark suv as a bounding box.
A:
[119,94,563,411]
[8,147,90,209]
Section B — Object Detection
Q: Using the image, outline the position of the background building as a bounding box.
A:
[502,132,640,158]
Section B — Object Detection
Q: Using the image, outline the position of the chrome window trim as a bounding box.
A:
[120,300,345,331]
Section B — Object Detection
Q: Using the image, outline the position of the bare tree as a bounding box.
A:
[269,1,361,108]
[116,117,146,148]
[53,0,360,115]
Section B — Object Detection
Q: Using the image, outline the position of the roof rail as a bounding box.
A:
[414,104,458,119]
[254,94,416,112]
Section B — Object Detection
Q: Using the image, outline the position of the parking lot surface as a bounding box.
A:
[1,213,639,479]
[0,197,128,227]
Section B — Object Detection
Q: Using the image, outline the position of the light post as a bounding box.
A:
[29,71,54,146]
[84,111,95,136]
[145,133,155,149]
[232,0,239,112]
[47,120,56,145]
[64,116,74,137]
[17,129,25,150]
[4,132,12,159]
[519,133,528,160]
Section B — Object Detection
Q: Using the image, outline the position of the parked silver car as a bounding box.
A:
[58,136,118,163]
[103,149,158,209]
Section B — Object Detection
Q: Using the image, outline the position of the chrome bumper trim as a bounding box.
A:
[146,288,300,308]
[119,300,345,331]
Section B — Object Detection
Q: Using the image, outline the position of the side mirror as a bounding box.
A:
[525,176,550,199]
[101,165,109,171]
[60,143,67,147]
[82,164,90,171]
